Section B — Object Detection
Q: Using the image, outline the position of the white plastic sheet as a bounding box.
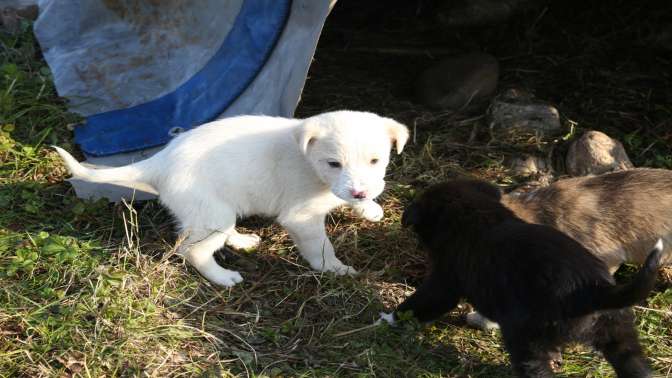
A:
[28,0,336,201]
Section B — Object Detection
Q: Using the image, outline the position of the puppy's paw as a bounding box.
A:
[548,350,563,373]
[226,233,261,251]
[210,269,244,287]
[375,312,396,326]
[316,258,358,276]
[466,311,500,331]
[328,263,358,276]
[353,201,384,222]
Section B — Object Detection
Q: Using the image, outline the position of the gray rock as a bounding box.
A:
[15,4,37,20]
[518,173,555,191]
[0,3,37,34]
[507,154,550,177]
[506,154,555,193]
[652,26,672,51]
[566,130,634,176]
[0,8,21,34]
[415,52,499,110]
[436,0,531,27]
[488,89,562,136]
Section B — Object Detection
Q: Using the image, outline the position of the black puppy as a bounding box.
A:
[383,180,661,378]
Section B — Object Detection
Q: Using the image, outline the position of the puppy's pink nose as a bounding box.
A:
[351,190,367,199]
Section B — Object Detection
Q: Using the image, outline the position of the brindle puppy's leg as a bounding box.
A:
[592,309,651,378]
[500,325,556,378]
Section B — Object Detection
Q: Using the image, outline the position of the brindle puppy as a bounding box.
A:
[469,169,672,333]
[503,168,672,272]
[384,180,661,378]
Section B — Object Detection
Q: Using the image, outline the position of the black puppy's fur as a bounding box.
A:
[395,180,661,378]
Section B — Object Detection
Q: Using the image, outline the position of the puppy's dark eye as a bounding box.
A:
[328,161,342,168]
[370,158,379,165]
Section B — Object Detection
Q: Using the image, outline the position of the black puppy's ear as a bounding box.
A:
[402,203,421,227]
[471,181,502,200]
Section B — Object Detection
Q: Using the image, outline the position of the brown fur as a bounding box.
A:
[502,168,672,272]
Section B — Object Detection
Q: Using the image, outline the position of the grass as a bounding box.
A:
[1,1,672,377]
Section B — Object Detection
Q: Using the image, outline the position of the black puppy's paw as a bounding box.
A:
[465,311,500,331]
[548,349,563,373]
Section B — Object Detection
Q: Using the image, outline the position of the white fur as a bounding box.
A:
[465,310,500,331]
[376,312,396,326]
[654,238,663,252]
[55,111,409,287]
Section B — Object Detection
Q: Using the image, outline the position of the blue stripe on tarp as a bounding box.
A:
[74,0,293,157]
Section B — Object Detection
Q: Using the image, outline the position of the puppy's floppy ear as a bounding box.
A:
[402,202,421,227]
[387,119,410,154]
[294,119,325,154]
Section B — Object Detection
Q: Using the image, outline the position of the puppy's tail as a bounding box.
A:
[570,239,662,316]
[53,146,155,188]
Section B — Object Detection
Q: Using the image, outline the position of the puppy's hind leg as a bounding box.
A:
[178,231,244,287]
[175,205,247,287]
[592,309,651,378]
[174,199,257,286]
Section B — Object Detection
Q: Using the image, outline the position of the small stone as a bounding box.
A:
[16,4,38,20]
[0,4,37,34]
[650,25,672,51]
[0,8,21,34]
[566,130,634,176]
[415,52,499,110]
[507,154,550,177]
[488,88,562,136]
[436,0,527,27]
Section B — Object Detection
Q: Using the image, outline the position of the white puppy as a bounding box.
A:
[55,111,409,287]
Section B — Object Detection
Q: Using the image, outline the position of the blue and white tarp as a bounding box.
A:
[30,0,335,200]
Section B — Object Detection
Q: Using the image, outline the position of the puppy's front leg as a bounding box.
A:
[390,272,459,323]
[351,200,384,222]
[280,213,357,275]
